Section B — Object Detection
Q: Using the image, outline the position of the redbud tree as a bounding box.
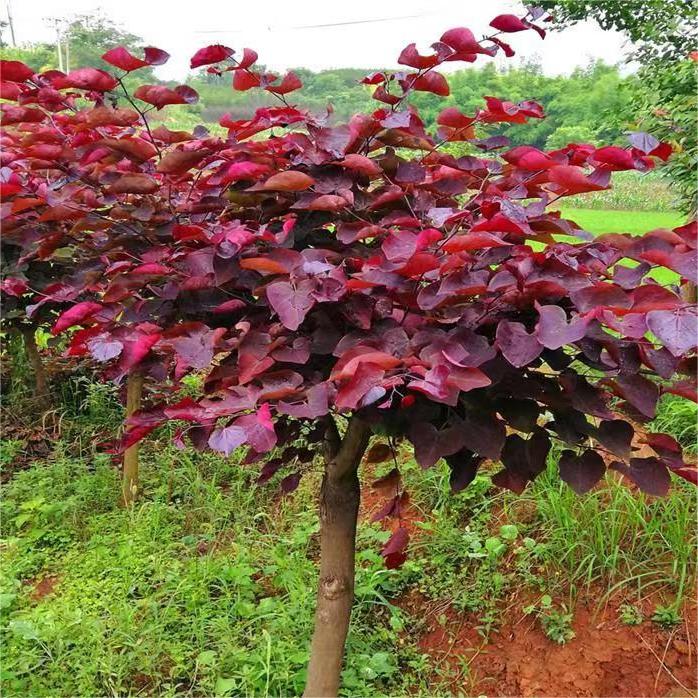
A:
[1,7,696,694]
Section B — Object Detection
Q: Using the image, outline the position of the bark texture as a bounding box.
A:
[22,327,48,398]
[303,416,370,698]
[121,372,144,506]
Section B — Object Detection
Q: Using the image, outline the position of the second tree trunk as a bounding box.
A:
[122,372,144,506]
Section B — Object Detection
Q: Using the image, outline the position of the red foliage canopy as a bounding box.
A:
[1,7,696,566]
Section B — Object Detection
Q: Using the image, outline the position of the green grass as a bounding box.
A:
[649,394,698,455]
[1,383,695,697]
[0,448,423,697]
[557,207,684,235]
[561,171,677,212]
[553,206,684,286]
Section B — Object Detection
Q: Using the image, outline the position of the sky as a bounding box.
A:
[6,0,634,80]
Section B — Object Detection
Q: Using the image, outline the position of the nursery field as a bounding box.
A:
[1,207,696,698]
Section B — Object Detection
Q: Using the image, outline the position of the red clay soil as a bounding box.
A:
[402,590,697,698]
[28,574,60,601]
[360,462,697,698]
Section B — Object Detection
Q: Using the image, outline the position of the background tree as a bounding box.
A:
[540,0,698,214]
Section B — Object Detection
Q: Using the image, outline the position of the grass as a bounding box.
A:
[553,206,684,286]
[557,207,684,235]
[0,447,421,697]
[561,171,677,212]
[1,381,695,696]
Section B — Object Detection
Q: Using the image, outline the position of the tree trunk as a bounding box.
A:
[304,416,371,698]
[22,327,48,398]
[122,372,144,507]
[680,282,697,304]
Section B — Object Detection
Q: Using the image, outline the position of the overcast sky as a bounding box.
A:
[7,0,633,80]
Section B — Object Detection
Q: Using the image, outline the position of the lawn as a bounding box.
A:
[557,207,685,235]
[555,207,684,286]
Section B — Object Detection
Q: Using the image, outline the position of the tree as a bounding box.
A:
[540,0,698,214]
[538,0,697,63]
[1,8,696,694]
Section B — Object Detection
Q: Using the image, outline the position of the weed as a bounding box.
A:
[619,603,643,626]
[652,604,682,629]
[650,395,698,455]
[524,595,576,644]
[541,605,576,644]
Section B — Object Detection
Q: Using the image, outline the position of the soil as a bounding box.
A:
[28,574,61,601]
[401,590,697,697]
[360,459,698,698]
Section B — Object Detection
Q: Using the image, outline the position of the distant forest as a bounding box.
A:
[2,13,638,150]
[190,60,635,150]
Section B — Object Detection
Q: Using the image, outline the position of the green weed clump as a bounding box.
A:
[0,447,423,698]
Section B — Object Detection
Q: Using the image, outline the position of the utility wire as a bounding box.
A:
[195,11,442,34]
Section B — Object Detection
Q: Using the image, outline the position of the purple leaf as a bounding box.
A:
[627,131,659,154]
[409,421,466,469]
[612,374,660,419]
[594,419,634,459]
[461,413,506,460]
[536,304,588,350]
[235,404,277,453]
[647,308,698,357]
[612,457,670,496]
[280,472,302,494]
[559,449,606,494]
[381,527,409,569]
[496,321,543,367]
[445,449,482,492]
[208,424,246,456]
[335,363,386,411]
[278,383,330,418]
[266,280,315,331]
[87,334,123,362]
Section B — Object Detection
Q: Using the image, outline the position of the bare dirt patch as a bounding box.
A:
[28,574,61,602]
[402,589,697,697]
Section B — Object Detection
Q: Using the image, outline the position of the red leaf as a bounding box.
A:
[548,165,608,194]
[156,149,207,174]
[102,46,170,71]
[52,302,103,335]
[398,43,440,69]
[108,174,158,195]
[133,84,198,108]
[190,44,234,69]
[490,14,528,32]
[411,71,449,97]
[257,171,315,192]
[381,527,409,569]
[61,68,118,91]
[237,48,258,70]
[268,71,302,95]
[233,69,261,91]
[1,60,34,82]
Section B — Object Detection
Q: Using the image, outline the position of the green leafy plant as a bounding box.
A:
[652,604,681,628]
[619,603,644,626]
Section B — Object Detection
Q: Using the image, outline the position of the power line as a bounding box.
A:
[195,11,439,34]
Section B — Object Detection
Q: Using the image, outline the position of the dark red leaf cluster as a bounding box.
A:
[1,9,696,569]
